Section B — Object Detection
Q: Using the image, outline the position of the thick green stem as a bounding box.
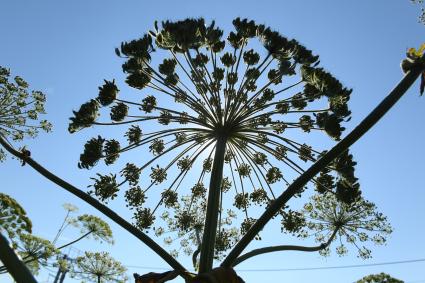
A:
[222,60,425,267]
[0,232,38,283]
[199,136,227,273]
[0,136,188,277]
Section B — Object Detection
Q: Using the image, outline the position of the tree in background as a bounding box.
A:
[356,272,404,283]
[1,20,424,283]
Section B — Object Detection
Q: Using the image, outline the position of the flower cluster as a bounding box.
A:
[77,214,114,244]
[0,193,32,244]
[73,251,127,283]
[17,233,59,275]
[0,66,52,161]
[157,195,239,261]
[291,193,392,259]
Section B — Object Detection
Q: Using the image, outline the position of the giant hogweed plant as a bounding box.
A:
[69,17,392,276]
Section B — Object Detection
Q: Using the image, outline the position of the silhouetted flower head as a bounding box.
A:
[98,79,119,106]
[69,18,366,261]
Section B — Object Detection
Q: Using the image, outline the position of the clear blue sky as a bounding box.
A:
[1,1,425,282]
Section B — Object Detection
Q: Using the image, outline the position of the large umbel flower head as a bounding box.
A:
[69,18,379,265]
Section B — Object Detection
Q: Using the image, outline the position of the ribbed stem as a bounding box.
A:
[199,136,227,273]
[222,59,425,267]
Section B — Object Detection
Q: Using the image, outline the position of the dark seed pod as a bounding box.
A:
[134,208,155,230]
[126,72,151,90]
[104,139,120,165]
[78,136,105,169]
[336,180,361,205]
[69,99,99,133]
[89,173,119,203]
[110,103,128,121]
[158,58,177,76]
[98,80,119,106]
[140,95,157,113]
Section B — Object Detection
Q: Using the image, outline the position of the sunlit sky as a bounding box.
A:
[1,1,425,282]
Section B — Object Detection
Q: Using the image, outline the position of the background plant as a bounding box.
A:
[0,199,115,279]
[0,193,56,275]
[72,251,127,283]
[0,66,52,162]
[0,193,32,246]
